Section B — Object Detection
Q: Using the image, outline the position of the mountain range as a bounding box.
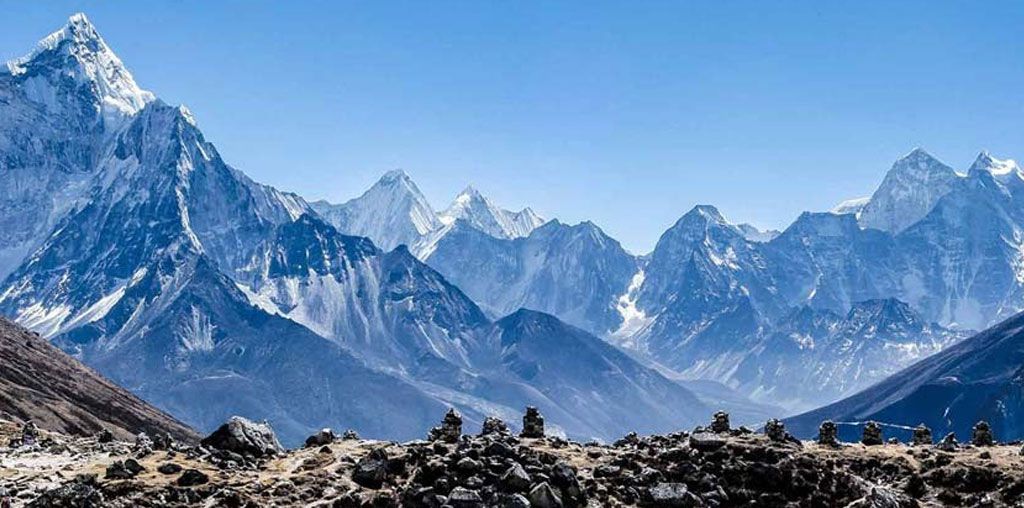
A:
[6,14,1024,444]
[333,148,1024,411]
[0,14,716,446]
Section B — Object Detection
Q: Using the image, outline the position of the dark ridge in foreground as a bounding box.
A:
[4,409,1024,507]
[0,317,197,443]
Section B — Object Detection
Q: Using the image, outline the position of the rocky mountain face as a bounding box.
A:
[787,309,1024,443]
[0,13,154,281]
[0,317,196,442]
[858,148,962,233]
[0,15,712,446]
[234,213,711,441]
[423,219,638,335]
[734,299,967,410]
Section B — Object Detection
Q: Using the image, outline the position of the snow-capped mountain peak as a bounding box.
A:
[858,148,961,233]
[830,196,870,216]
[968,151,1022,182]
[4,13,154,123]
[439,186,545,239]
[310,170,439,251]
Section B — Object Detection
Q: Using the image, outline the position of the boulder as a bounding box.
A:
[551,461,585,506]
[352,447,390,489]
[176,469,210,487]
[501,463,532,492]
[158,463,183,475]
[645,482,702,507]
[689,432,726,452]
[25,477,102,507]
[528,482,563,508]
[498,493,531,508]
[105,459,144,480]
[446,487,484,508]
[304,428,336,448]
[200,416,284,458]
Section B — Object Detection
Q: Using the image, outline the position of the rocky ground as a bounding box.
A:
[2,411,1024,507]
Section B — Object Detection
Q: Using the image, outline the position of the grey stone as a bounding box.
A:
[689,432,726,452]
[528,482,563,508]
[304,428,336,448]
[157,463,182,475]
[176,469,209,487]
[501,463,532,492]
[200,416,284,458]
[446,487,484,508]
[647,482,702,507]
[352,447,389,489]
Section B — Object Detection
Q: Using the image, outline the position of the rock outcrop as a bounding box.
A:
[0,318,197,442]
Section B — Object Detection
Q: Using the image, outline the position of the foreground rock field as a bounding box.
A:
[2,411,1024,507]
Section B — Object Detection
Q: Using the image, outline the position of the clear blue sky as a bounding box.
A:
[2,1,1022,253]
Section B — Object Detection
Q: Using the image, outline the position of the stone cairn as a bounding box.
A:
[861,421,883,446]
[710,411,731,434]
[480,416,510,436]
[912,424,932,446]
[818,420,840,447]
[134,432,154,456]
[20,421,39,447]
[764,418,787,443]
[153,432,175,451]
[936,432,959,451]
[95,429,114,444]
[972,420,994,446]
[521,406,545,438]
[428,408,463,443]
